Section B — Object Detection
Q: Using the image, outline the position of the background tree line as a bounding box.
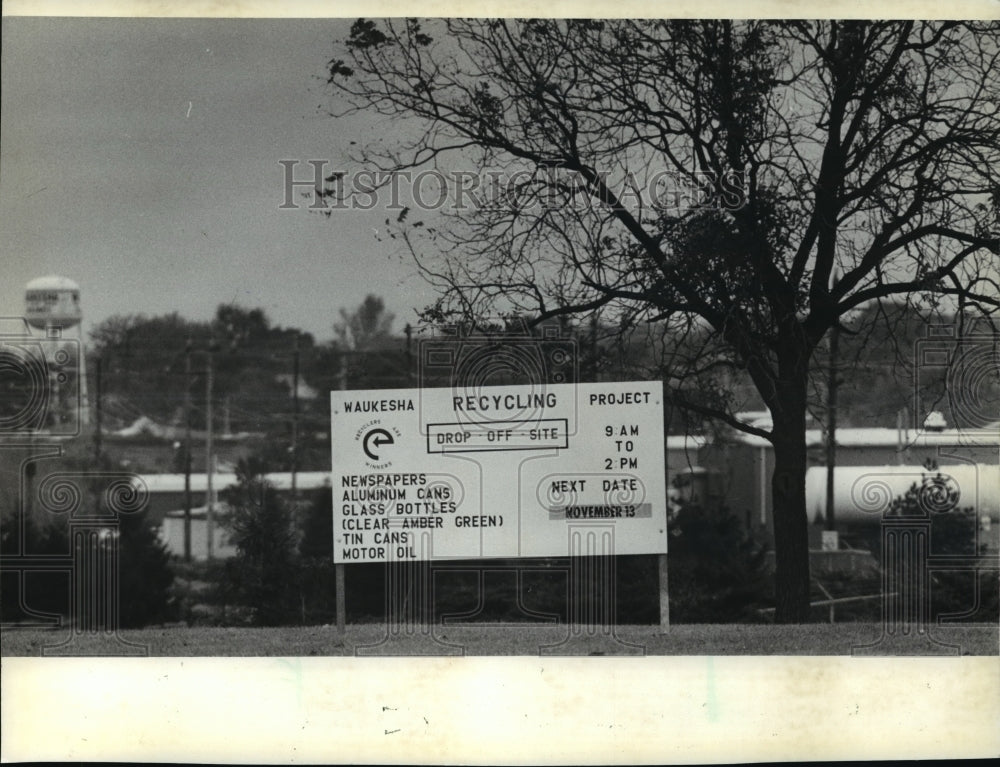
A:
[85,295,978,473]
[87,296,409,472]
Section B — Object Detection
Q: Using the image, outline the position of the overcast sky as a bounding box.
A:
[1,17,436,343]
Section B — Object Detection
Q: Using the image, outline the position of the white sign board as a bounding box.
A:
[331,382,667,564]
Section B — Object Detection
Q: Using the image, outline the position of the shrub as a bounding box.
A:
[117,510,176,627]
[297,485,338,624]
[0,512,71,623]
[885,471,999,624]
[223,459,301,626]
[0,497,174,629]
[666,503,772,622]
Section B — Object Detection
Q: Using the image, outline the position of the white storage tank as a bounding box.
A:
[806,464,1000,524]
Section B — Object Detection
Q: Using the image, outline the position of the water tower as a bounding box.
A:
[24,275,89,429]
[25,275,83,330]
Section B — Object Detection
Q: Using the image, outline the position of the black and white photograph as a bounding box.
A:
[2,2,999,762]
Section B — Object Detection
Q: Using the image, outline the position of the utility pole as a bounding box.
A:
[335,348,348,641]
[404,323,413,384]
[825,322,839,533]
[824,267,841,539]
[590,314,599,382]
[291,334,300,507]
[206,336,216,561]
[93,357,103,464]
[338,346,349,392]
[183,337,193,562]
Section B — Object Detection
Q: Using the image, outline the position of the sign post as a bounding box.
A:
[658,553,670,633]
[335,563,346,642]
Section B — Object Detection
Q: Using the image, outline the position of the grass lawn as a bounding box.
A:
[2,622,996,656]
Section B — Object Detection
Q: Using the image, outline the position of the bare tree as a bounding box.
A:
[325,19,1000,621]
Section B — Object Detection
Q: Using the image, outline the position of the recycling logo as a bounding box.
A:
[355,421,402,469]
[362,427,395,461]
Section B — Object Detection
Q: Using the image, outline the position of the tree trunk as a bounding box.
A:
[768,366,812,623]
